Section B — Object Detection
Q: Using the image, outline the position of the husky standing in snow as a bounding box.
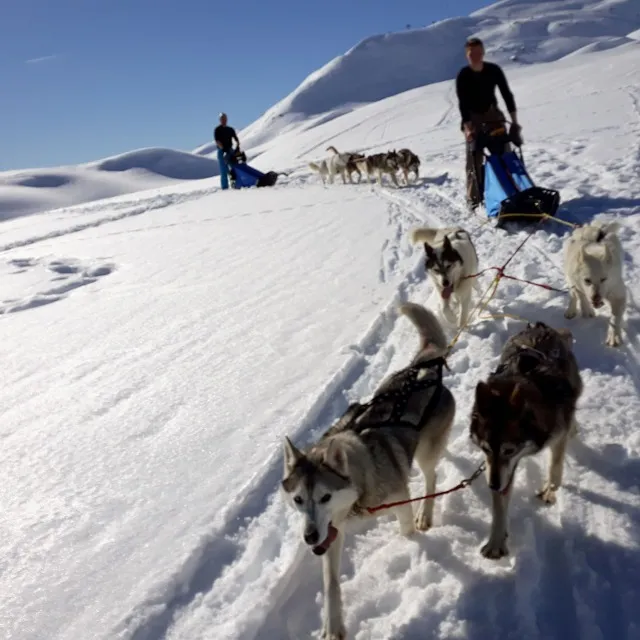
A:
[469,321,583,559]
[410,226,481,330]
[396,148,421,184]
[353,150,401,187]
[563,221,626,347]
[308,146,362,185]
[281,302,455,640]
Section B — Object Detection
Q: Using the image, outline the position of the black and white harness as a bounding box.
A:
[342,356,446,433]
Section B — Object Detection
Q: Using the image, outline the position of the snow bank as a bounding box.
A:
[0,148,219,221]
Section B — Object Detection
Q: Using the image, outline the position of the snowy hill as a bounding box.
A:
[0,148,220,221]
[2,33,640,640]
[194,0,640,154]
[2,0,639,220]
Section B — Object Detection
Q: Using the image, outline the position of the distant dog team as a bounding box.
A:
[309,146,420,187]
[280,214,627,637]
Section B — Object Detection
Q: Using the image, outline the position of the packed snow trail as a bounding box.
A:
[157,178,640,640]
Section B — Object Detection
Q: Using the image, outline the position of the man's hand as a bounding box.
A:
[463,122,475,142]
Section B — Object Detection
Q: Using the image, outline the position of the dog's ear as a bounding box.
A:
[283,436,303,473]
[598,221,620,239]
[475,381,499,415]
[423,242,436,260]
[323,440,349,477]
[508,383,525,415]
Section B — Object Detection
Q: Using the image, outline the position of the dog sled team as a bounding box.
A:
[309,145,421,187]
[281,217,627,639]
[276,36,631,639]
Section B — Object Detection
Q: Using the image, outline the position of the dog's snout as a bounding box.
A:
[304,527,320,545]
[442,278,450,287]
[592,295,604,308]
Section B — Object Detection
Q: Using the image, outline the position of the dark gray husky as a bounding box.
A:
[469,321,583,559]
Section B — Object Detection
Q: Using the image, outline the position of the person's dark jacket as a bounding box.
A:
[456,62,516,128]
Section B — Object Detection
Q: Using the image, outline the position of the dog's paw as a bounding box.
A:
[537,485,558,505]
[606,330,622,347]
[415,513,432,532]
[581,307,596,318]
[399,522,418,537]
[564,309,576,319]
[481,537,509,559]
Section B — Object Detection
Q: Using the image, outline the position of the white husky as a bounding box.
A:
[563,221,626,347]
[308,145,357,184]
[410,226,481,329]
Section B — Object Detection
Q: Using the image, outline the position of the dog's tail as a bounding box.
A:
[399,302,449,361]
[308,162,322,172]
[409,227,438,245]
[326,145,339,155]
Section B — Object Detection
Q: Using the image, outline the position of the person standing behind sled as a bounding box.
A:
[456,37,522,211]
[214,112,240,190]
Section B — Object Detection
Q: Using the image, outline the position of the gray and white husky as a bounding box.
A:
[281,302,455,639]
[563,221,626,347]
[410,226,481,330]
[396,148,421,184]
[354,151,401,186]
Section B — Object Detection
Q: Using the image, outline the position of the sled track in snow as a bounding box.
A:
[0,186,220,254]
[118,194,440,640]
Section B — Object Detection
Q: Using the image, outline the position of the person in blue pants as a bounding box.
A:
[214,112,241,190]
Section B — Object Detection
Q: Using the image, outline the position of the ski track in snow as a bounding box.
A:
[0,256,115,314]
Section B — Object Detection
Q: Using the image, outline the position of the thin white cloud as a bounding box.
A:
[25,54,60,65]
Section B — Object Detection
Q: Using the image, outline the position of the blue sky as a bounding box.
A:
[1,0,491,171]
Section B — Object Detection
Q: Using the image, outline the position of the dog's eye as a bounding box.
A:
[584,278,592,285]
[600,277,607,283]
[293,496,303,505]
[319,494,332,504]
[501,445,518,457]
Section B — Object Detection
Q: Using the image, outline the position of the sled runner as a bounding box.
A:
[471,122,560,228]
[226,149,281,189]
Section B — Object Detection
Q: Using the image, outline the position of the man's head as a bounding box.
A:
[219,112,228,126]
[465,37,484,69]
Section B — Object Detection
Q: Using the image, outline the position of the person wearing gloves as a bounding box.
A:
[456,37,522,210]
[214,112,241,190]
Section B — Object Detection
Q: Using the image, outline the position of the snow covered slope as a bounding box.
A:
[3,0,638,220]
[0,148,220,222]
[194,0,640,154]
[2,39,639,640]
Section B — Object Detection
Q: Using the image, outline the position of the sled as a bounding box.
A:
[471,123,560,228]
[226,150,281,189]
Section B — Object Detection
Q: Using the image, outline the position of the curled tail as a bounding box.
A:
[409,227,438,245]
[399,302,448,361]
[308,162,322,172]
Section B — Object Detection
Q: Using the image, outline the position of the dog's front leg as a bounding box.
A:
[392,487,417,536]
[577,288,595,318]
[564,287,579,319]
[537,433,569,504]
[481,485,512,559]
[322,529,346,640]
[456,285,473,329]
[605,295,625,347]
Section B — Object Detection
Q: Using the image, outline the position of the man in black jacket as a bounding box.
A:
[214,112,240,190]
[456,38,520,210]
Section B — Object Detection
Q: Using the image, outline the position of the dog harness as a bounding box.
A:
[345,357,445,432]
